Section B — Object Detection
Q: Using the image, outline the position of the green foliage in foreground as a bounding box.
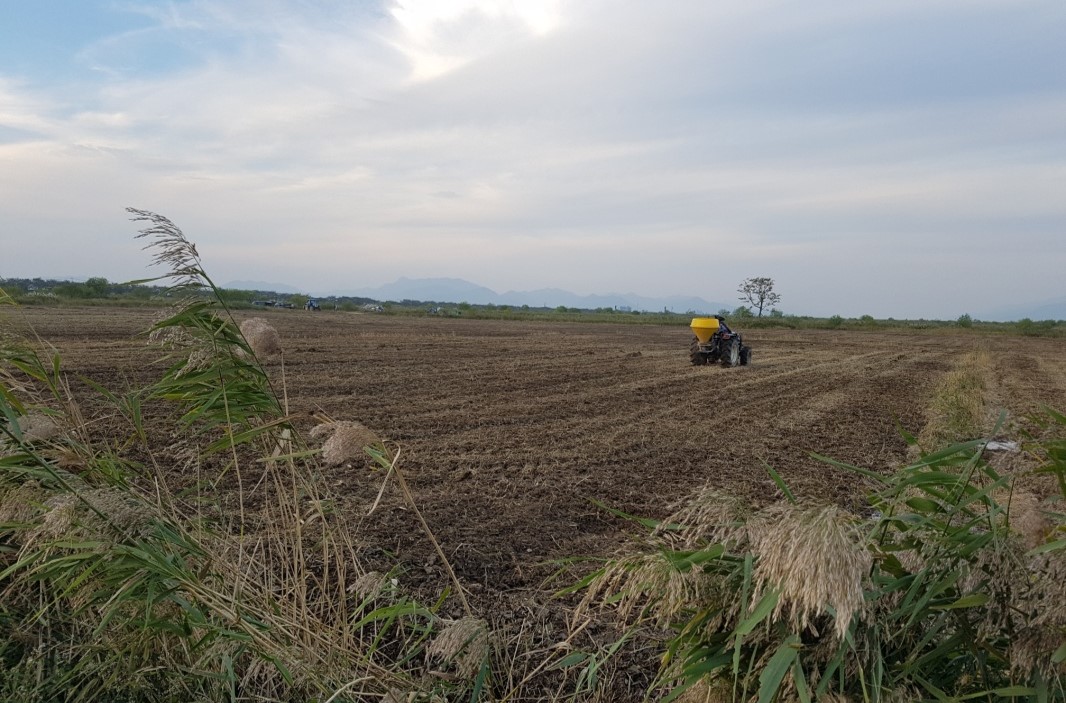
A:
[570,418,1066,701]
[0,212,501,702]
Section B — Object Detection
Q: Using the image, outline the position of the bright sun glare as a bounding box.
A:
[389,0,561,80]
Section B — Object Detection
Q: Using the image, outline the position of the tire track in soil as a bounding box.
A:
[331,335,958,599]
[555,350,938,495]
[989,338,1066,416]
[515,350,897,459]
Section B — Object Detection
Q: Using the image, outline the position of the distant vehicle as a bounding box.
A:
[305,298,320,311]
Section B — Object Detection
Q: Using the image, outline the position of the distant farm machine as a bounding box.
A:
[689,316,752,367]
[305,298,320,311]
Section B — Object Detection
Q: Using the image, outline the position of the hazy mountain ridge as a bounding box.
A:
[222,276,1066,320]
[331,277,729,313]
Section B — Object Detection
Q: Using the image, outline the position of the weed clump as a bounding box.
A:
[427,617,491,680]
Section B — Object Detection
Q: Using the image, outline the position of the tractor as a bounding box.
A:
[689,316,752,367]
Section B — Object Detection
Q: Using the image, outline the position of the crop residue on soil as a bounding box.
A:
[12,306,1066,611]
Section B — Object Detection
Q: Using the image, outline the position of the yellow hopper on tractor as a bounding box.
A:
[689,316,751,367]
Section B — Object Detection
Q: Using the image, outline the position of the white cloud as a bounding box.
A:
[0,78,56,135]
[389,0,561,80]
[0,1,1064,317]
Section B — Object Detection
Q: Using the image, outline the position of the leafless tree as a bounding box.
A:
[738,277,781,317]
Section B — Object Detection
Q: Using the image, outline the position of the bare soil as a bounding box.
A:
[8,306,1066,625]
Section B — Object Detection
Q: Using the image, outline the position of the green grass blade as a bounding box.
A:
[756,636,800,703]
[762,461,796,504]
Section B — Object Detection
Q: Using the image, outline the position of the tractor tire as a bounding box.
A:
[740,346,752,366]
[689,337,707,366]
[721,339,740,367]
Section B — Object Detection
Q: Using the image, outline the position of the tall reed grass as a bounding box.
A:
[570,356,1065,701]
[0,210,521,702]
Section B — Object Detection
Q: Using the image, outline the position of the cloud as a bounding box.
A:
[0,0,1064,318]
[0,78,55,136]
[389,0,561,80]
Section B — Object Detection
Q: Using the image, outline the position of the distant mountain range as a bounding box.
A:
[327,277,730,313]
[221,277,728,313]
[220,276,1066,320]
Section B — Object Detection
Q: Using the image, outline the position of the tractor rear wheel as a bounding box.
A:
[721,339,740,367]
[740,346,752,366]
[689,337,707,366]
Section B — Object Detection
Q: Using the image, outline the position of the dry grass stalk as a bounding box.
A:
[147,323,192,349]
[575,489,753,632]
[1011,624,1066,679]
[918,351,991,450]
[427,616,490,680]
[349,571,389,603]
[576,550,727,631]
[178,347,215,377]
[147,322,215,377]
[879,688,923,703]
[671,678,732,703]
[1029,552,1066,630]
[24,495,79,546]
[749,504,871,638]
[1014,552,1066,680]
[22,487,156,552]
[383,690,444,703]
[240,317,282,358]
[129,208,206,290]
[312,421,382,465]
[658,488,749,549]
[0,481,49,524]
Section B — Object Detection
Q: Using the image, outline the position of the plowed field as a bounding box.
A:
[9,306,1066,614]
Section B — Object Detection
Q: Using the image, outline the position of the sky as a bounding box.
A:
[1,0,1064,318]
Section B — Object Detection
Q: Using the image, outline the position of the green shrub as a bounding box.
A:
[1016,318,1061,337]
